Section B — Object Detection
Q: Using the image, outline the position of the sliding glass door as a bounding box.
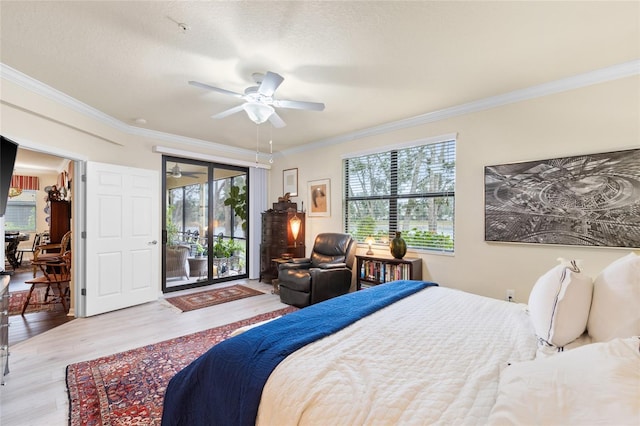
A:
[162,156,248,292]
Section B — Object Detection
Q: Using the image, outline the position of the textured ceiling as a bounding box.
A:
[1,1,638,154]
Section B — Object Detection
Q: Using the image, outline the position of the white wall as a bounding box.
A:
[269,76,640,302]
[2,73,638,302]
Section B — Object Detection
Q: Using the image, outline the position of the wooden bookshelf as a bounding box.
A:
[356,254,422,290]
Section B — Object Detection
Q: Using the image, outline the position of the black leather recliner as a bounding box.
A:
[278,233,357,308]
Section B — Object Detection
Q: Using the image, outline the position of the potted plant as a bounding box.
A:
[194,242,205,257]
[213,233,228,258]
[224,184,248,233]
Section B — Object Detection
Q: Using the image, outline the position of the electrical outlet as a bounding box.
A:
[506,289,515,302]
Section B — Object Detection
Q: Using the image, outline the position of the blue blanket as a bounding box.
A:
[161,280,437,426]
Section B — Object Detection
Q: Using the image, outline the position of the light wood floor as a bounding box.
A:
[0,279,286,426]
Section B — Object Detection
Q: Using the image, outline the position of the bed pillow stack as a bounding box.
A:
[488,336,640,425]
[528,258,593,350]
[587,252,640,342]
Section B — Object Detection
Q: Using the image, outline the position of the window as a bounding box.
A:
[5,190,37,232]
[167,172,247,242]
[344,137,455,252]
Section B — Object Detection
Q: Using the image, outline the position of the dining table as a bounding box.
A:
[4,232,30,270]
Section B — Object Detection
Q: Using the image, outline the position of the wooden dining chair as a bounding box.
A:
[22,250,71,315]
[31,230,71,277]
[15,232,42,266]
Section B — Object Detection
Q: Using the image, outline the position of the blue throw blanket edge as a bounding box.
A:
[161,280,438,426]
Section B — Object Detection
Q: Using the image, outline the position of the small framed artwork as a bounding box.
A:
[283,168,298,197]
[308,178,330,217]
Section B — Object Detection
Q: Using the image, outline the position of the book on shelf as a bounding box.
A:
[359,260,412,284]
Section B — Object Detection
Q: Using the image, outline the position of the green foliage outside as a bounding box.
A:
[345,140,456,252]
[223,184,248,233]
[212,233,243,258]
[350,216,454,251]
[402,227,454,251]
[165,204,180,245]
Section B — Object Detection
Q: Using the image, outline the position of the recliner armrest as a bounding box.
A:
[317,262,347,269]
[279,260,311,270]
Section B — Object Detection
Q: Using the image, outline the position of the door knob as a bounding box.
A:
[148,240,158,245]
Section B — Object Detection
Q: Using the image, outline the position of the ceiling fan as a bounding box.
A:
[166,163,205,178]
[188,71,325,128]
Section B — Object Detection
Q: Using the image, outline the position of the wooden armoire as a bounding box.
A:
[260,205,305,284]
[49,200,71,244]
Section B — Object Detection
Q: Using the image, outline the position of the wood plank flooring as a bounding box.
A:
[8,269,75,345]
[0,278,286,426]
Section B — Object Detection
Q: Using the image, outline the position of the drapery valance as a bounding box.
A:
[10,175,39,190]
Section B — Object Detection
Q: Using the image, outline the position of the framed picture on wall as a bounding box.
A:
[308,178,330,217]
[283,168,298,197]
[484,148,640,248]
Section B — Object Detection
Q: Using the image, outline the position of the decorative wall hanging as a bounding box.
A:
[484,148,640,248]
[308,179,330,217]
[283,168,298,197]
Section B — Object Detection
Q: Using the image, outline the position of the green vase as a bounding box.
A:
[390,232,407,259]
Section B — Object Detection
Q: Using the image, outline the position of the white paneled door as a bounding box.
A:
[85,162,159,316]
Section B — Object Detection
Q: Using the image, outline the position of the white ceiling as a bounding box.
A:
[1,1,638,155]
[13,149,69,174]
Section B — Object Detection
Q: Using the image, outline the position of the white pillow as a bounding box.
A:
[528,259,593,348]
[488,337,640,426]
[588,252,640,342]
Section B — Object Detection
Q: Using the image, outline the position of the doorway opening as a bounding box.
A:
[162,156,248,292]
[3,146,75,343]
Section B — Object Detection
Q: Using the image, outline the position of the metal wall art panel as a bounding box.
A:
[484,148,640,248]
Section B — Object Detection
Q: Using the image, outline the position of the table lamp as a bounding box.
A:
[365,236,375,255]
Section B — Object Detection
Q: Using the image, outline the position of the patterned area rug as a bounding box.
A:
[165,284,265,312]
[8,288,68,315]
[66,306,297,426]
[4,259,34,273]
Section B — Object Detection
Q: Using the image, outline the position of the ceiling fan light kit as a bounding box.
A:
[189,70,325,128]
[170,163,182,178]
[243,102,275,124]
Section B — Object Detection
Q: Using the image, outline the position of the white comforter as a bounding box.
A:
[257,286,538,425]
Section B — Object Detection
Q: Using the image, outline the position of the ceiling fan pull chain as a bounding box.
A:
[255,124,260,165]
[269,124,274,164]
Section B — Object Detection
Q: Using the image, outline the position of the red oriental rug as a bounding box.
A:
[8,289,68,315]
[164,284,264,312]
[66,306,298,426]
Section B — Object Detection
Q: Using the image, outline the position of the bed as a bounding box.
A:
[162,253,640,426]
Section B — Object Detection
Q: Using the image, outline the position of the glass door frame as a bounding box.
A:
[162,156,249,293]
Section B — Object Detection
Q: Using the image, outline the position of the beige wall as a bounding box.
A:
[269,76,640,301]
[0,79,259,170]
[2,74,638,302]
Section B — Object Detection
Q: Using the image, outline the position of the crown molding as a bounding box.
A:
[282,59,640,156]
[2,60,638,158]
[0,63,257,158]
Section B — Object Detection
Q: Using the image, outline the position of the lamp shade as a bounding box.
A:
[243,102,275,124]
[365,236,375,255]
[290,214,302,241]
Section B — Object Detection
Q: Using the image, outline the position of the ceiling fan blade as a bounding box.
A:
[272,99,325,111]
[258,71,284,97]
[182,171,206,177]
[189,81,244,98]
[211,104,245,119]
[268,112,287,128]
